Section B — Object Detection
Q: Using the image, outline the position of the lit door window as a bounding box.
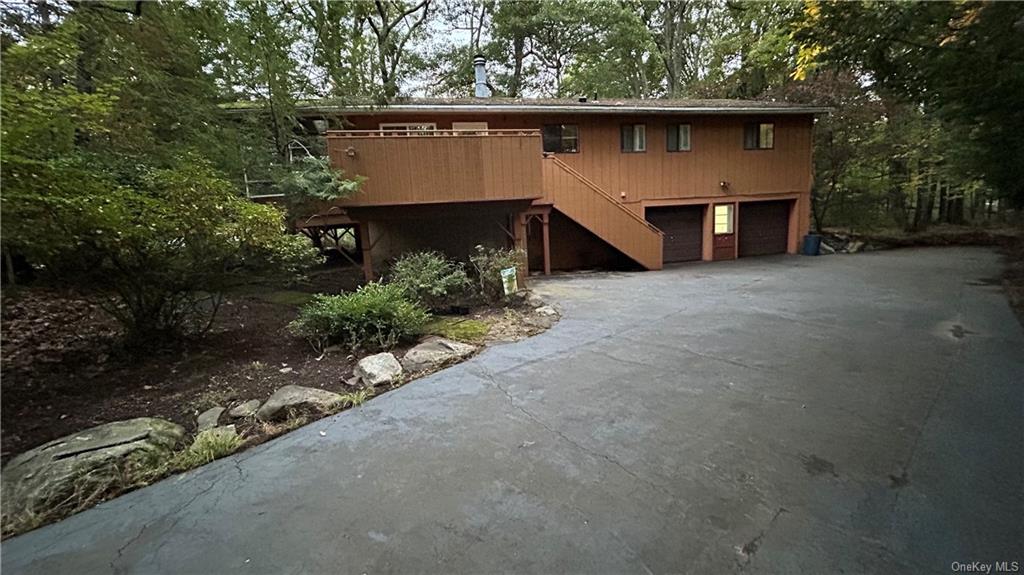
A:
[714,204,734,234]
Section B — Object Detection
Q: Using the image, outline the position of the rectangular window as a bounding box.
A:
[620,124,646,152]
[714,204,734,235]
[542,124,579,153]
[378,122,437,134]
[667,124,691,152]
[744,122,774,149]
[452,121,489,134]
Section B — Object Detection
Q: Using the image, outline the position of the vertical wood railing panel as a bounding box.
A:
[327,131,542,205]
[541,156,663,270]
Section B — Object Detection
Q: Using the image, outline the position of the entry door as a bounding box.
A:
[712,203,736,260]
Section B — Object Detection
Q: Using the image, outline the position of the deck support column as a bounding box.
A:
[541,212,551,275]
[359,223,374,283]
[513,213,529,288]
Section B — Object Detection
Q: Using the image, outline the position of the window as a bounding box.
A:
[542,124,579,153]
[667,123,691,152]
[620,124,646,152]
[379,122,436,134]
[744,122,774,149]
[452,122,489,134]
[714,204,734,235]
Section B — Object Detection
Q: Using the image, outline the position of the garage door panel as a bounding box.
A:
[739,201,790,257]
[646,206,703,263]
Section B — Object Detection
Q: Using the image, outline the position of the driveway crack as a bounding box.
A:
[473,365,678,503]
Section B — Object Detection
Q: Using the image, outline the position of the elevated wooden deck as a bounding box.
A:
[324,129,664,271]
[326,129,543,206]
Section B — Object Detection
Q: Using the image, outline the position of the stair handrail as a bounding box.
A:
[543,154,663,236]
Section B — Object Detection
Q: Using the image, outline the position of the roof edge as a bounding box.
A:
[223,102,831,116]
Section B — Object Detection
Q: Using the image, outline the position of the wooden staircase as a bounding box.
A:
[541,155,664,270]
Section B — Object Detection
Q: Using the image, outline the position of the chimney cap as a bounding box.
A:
[473,54,486,64]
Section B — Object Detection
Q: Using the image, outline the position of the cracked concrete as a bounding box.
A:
[2,248,1022,574]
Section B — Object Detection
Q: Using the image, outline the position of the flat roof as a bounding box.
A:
[223,97,830,116]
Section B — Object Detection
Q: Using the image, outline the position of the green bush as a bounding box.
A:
[288,283,430,352]
[2,157,322,346]
[469,245,524,304]
[389,251,471,311]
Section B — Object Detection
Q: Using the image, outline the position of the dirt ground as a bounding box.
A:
[0,264,553,462]
[0,267,365,462]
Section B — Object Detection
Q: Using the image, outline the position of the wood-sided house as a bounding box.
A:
[263,94,826,281]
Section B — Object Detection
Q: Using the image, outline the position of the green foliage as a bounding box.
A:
[389,251,471,311]
[794,1,1024,207]
[275,156,363,219]
[288,283,430,352]
[2,156,321,344]
[170,429,245,470]
[339,389,372,408]
[424,317,490,344]
[469,245,523,304]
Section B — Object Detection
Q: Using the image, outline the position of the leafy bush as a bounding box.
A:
[469,245,524,304]
[288,283,430,352]
[389,251,471,311]
[274,156,363,219]
[2,157,322,347]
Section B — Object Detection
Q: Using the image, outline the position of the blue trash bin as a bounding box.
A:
[802,234,822,256]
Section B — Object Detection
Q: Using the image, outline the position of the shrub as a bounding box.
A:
[469,245,524,304]
[2,157,322,347]
[288,283,430,352]
[389,250,471,311]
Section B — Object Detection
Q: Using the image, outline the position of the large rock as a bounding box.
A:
[196,406,225,432]
[2,418,184,522]
[227,399,261,419]
[255,385,344,421]
[354,353,403,387]
[401,337,477,372]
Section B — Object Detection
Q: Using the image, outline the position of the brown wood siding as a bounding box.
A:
[342,112,813,206]
[645,205,704,263]
[540,156,663,270]
[738,200,791,257]
[326,131,542,206]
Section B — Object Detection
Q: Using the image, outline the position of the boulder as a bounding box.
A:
[227,399,261,419]
[196,406,225,432]
[525,292,546,308]
[255,385,344,421]
[401,337,477,372]
[354,353,403,387]
[535,305,558,317]
[2,418,184,522]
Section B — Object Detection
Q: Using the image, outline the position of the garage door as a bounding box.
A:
[645,206,703,263]
[738,201,790,257]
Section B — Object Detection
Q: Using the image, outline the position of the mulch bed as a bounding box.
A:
[0,267,367,463]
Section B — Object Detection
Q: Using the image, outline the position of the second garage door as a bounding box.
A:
[738,200,790,257]
[645,205,704,263]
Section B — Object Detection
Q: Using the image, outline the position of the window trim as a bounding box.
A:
[667,123,692,152]
[542,124,580,154]
[620,123,647,153]
[743,122,775,150]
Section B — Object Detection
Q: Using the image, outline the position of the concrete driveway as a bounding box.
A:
[3,248,1022,574]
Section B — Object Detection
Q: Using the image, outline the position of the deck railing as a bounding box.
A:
[326,130,544,206]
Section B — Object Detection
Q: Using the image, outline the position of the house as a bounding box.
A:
[285,67,826,282]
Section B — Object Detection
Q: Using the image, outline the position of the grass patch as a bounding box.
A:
[258,290,316,306]
[169,428,244,469]
[424,317,489,344]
